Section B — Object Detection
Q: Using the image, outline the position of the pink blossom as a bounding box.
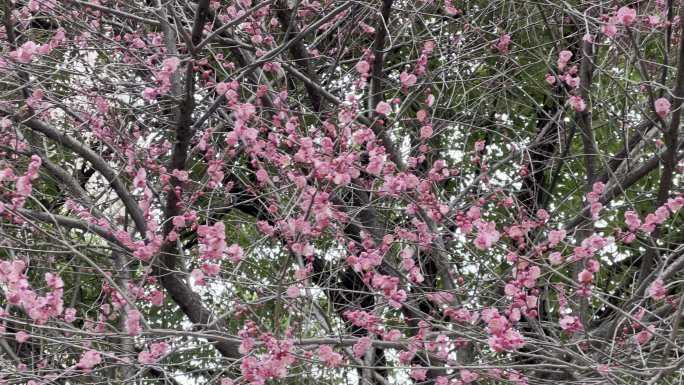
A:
[162,57,180,73]
[591,181,606,195]
[557,50,572,70]
[15,176,32,196]
[201,263,221,276]
[10,41,39,63]
[443,0,459,15]
[142,87,158,100]
[548,252,563,266]
[172,215,186,228]
[602,21,617,38]
[355,60,370,74]
[383,329,401,341]
[138,351,156,365]
[366,153,385,175]
[654,206,670,224]
[634,326,655,345]
[400,71,417,88]
[191,269,206,286]
[647,15,661,28]
[569,95,586,112]
[586,259,600,273]
[126,309,142,336]
[420,125,433,139]
[487,315,509,335]
[410,367,428,381]
[359,22,375,34]
[375,101,392,116]
[227,243,244,263]
[15,331,29,343]
[641,213,658,233]
[425,291,454,305]
[647,278,667,301]
[416,109,427,122]
[577,269,593,284]
[286,286,300,298]
[426,94,435,106]
[139,341,168,364]
[497,34,511,54]
[352,336,371,358]
[538,209,550,222]
[344,310,380,333]
[171,169,189,182]
[590,201,603,220]
[488,328,525,352]
[597,364,611,375]
[616,6,637,26]
[460,369,479,383]
[474,221,500,250]
[666,196,684,212]
[559,315,583,332]
[255,168,269,183]
[133,168,147,189]
[64,308,77,323]
[558,50,573,62]
[76,350,102,372]
[547,229,566,247]
[655,97,671,118]
[565,75,580,88]
[216,82,229,95]
[545,73,556,85]
[624,210,641,231]
[198,222,227,260]
[318,345,343,368]
[149,289,165,306]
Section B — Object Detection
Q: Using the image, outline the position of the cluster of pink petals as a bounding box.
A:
[125,308,143,336]
[8,155,42,210]
[0,260,64,325]
[8,29,65,63]
[616,6,637,26]
[318,345,343,367]
[655,97,671,118]
[547,229,566,248]
[647,278,667,301]
[559,315,583,332]
[142,57,181,100]
[344,310,382,334]
[497,34,511,55]
[400,71,417,89]
[371,273,407,308]
[568,95,586,112]
[586,181,605,220]
[352,336,372,358]
[634,325,655,345]
[621,195,684,243]
[481,308,525,352]
[76,350,102,372]
[375,101,392,116]
[197,222,227,260]
[240,337,295,385]
[347,250,383,272]
[443,0,460,15]
[138,341,169,364]
[474,220,501,250]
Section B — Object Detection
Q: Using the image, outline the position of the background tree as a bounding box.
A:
[0,0,683,384]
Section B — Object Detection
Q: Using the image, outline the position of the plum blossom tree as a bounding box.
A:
[1,0,684,385]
